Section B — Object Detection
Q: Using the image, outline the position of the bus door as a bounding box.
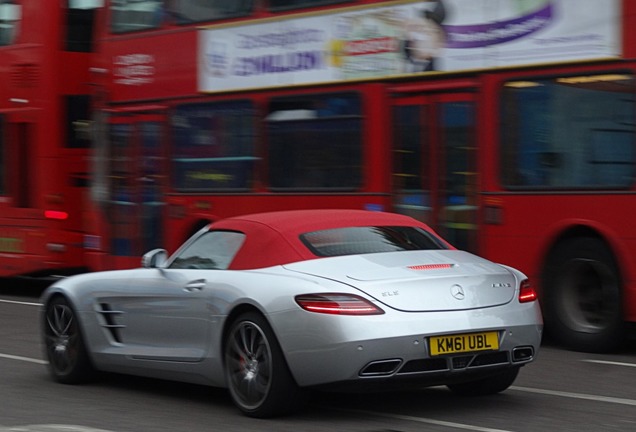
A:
[2,115,35,209]
[391,92,479,253]
[106,112,166,268]
[0,112,41,275]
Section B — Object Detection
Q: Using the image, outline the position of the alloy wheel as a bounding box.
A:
[44,302,80,375]
[226,320,273,410]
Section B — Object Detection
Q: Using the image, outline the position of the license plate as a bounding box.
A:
[0,236,23,253]
[429,331,499,356]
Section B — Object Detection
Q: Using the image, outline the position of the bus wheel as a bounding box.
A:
[544,237,624,352]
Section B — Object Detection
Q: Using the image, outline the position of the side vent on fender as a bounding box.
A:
[97,303,125,343]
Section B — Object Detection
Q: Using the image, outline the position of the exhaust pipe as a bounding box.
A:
[512,346,534,362]
[359,359,402,376]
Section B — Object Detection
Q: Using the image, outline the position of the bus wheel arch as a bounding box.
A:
[541,229,625,352]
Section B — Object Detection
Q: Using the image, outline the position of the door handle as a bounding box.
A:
[184,280,205,291]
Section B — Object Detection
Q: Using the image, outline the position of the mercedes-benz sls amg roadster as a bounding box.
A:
[41,209,543,417]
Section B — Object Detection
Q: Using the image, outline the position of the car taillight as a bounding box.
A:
[295,293,385,315]
[519,279,537,303]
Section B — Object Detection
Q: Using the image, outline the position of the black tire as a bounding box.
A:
[43,296,95,384]
[447,367,520,396]
[543,237,624,352]
[224,312,305,418]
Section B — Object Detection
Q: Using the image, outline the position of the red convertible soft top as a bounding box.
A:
[209,209,447,270]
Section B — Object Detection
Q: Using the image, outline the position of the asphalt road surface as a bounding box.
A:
[1,281,635,432]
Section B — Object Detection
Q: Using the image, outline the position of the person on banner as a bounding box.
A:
[401,0,447,73]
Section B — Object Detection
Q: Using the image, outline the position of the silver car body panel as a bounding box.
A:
[41,249,542,389]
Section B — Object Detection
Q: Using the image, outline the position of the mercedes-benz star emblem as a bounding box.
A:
[451,284,465,300]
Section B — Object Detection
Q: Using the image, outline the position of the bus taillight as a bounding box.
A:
[44,210,68,220]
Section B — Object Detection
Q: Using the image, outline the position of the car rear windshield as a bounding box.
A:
[300,226,447,257]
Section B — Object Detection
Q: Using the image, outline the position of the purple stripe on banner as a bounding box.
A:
[444,3,554,49]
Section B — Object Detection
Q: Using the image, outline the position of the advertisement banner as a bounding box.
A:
[198,0,621,92]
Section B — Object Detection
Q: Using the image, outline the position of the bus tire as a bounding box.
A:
[544,237,624,352]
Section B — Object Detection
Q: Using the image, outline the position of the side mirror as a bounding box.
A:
[141,249,168,269]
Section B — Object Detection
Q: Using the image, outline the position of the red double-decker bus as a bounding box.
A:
[86,0,636,352]
[0,1,100,279]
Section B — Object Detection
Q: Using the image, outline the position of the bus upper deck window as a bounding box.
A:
[0,1,21,46]
[110,0,163,34]
[269,0,351,11]
[66,0,103,52]
[169,0,253,24]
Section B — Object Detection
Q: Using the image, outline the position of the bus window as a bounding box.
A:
[110,0,163,33]
[168,0,253,24]
[266,92,362,191]
[109,123,135,256]
[66,0,102,52]
[269,0,351,11]
[171,100,257,192]
[11,123,33,208]
[439,101,477,252]
[140,121,164,253]
[65,95,92,148]
[103,115,166,259]
[501,73,636,189]
[392,104,430,224]
[0,0,20,46]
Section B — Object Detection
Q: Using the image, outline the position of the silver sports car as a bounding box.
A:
[41,209,543,417]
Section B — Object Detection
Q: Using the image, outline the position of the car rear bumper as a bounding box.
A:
[273,305,543,387]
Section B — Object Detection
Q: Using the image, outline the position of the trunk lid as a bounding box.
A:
[283,250,517,312]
